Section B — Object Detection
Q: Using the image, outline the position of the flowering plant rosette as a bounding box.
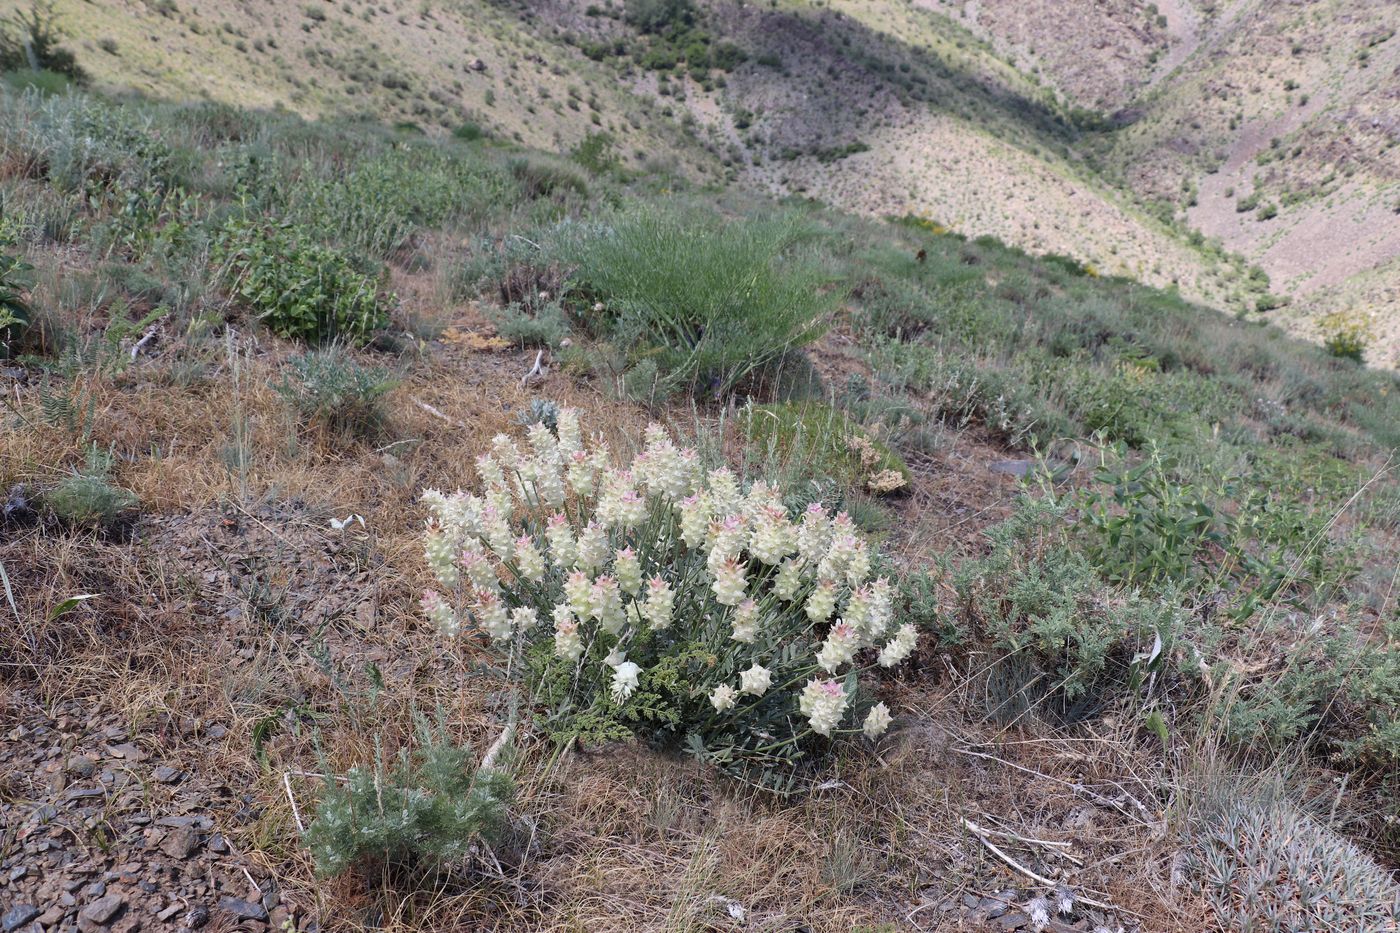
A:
[419,410,916,786]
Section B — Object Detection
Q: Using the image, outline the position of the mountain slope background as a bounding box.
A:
[40,0,1400,364]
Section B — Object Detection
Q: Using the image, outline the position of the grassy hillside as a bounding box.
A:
[3,75,1400,930]
[32,0,1296,323]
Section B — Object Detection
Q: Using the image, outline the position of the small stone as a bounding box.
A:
[989,459,1033,477]
[67,755,98,777]
[216,898,267,922]
[9,864,28,881]
[104,744,146,762]
[3,906,40,932]
[151,766,182,784]
[37,906,64,926]
[79,895,123,925]
[156,905,180,922]
[160,826,200,860]
[205,834,229,854]
[204,725,227,740]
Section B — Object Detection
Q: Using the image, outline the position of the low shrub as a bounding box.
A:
[1182,780,1400,931]
[1072,446,1355,617]
[1318,308,1371,363]
[742,401,910,497]
[44,445,139,531]
[488,294,572,348]
[305,712,513,877]
[276,345,397,438]
[419,412,916,789]
[216,219,392,344]
[553,206,834,396]
[953,497,1181,719]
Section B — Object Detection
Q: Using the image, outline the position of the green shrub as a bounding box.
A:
[305,712,513,878]
[1071,446,1353,617]
[284,149,515,260]
[554,206,833,396]
[0,249,32,356]
[488,295,572,348]
[453,121,485,141]
[44,445,139,530]
[954,497,1180,717]
[742,401,910,496]
[216,219,391,344]
[508,156,589,201]
[276,346,397,437]
[624,0,694,33]
[571,131,620,175]
[0,2,85,82]
[1318,309,1371,363]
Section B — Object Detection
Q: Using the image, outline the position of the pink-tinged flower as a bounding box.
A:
[564,569,592,619]
[613,546,642,596]
[514,534,545,583]
[816,620,860,673]
[730,598,759,644]
[711,556,747,606]
[642,576,674,630]
[877,624,918,667]
[420,590,458,637]
[545,513,578,569]
[798,678,848,737]
[589,574,625,634]
[473,589,512,642]
[552,604,583,661]
[773,557,804,601]
[805,579,838,623]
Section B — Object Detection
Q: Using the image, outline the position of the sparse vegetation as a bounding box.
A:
[2,14,1399,932]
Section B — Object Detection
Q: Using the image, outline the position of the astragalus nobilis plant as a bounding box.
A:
[419,410,916,788]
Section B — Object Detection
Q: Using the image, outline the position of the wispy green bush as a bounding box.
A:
[305,713,513,878]
[554,206,833,396]
[952,497,1181,720]
[44,445,138,530]
[276,345,397,438]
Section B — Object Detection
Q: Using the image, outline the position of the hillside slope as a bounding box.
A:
[948,0,1400,366]
[35,0,1400,363]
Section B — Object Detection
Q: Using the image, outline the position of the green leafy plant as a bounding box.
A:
[304,712,513,877]
[0,250,33,357]
[276,345,397,438]
[1072,445,1352,617]
[418,412,915,789]
[555,207,833,396]
[216,219,392,344]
